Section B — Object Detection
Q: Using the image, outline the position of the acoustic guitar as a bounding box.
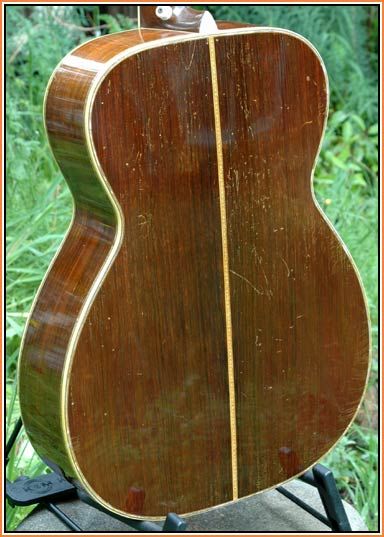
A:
[18,6,370,520]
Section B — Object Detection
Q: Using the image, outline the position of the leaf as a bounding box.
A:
[368,124,378,136]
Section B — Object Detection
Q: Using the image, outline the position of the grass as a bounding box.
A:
[324,424,378,530]
[5,5,379,532]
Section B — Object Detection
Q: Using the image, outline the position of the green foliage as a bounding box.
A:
[6,6,81,378]
[323,425,378,530]
[98,13,136,33]
[6,5,378,531]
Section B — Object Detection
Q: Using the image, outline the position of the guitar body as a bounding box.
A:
[19,16,370,520]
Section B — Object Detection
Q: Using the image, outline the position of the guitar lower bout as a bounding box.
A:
[19,24,370,519]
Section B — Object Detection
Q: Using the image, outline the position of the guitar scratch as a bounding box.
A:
[184,41,197,71]
[230,269,263,295]
[279,256,290,277]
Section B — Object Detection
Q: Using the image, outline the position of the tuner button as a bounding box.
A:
[155,6,173,21]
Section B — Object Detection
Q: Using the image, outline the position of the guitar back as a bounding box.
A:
[19,23,370,519]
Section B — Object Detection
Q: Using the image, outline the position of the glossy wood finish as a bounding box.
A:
[69,38,234,515]
[19,24,370,520]
[214,33,369,497]
[140,5,207,32]
[18,27,189,482]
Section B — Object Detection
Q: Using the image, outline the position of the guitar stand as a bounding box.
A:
[6,417,352,532]
[278,466,352,532]
[6,418,186,532]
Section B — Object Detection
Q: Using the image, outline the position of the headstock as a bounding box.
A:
[139,5,218,33]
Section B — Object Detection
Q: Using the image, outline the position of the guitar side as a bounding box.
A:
[18,26,370,520]
[18,28,184,479]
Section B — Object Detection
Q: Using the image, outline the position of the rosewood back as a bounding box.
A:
[19,20,370,521]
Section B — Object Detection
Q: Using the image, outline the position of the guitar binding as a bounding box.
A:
[6,417,352,532]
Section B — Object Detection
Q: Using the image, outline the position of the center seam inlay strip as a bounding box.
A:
[208,36,238,500]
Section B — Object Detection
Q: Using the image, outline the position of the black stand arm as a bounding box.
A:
[276,465,352,532]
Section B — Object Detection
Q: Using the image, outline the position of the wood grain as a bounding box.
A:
[19,27,190,481]
[68,38,233,516]
[214,32,369,497]
[19,25,370,519]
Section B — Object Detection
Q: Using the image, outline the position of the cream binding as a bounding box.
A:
[17,25,371,521]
